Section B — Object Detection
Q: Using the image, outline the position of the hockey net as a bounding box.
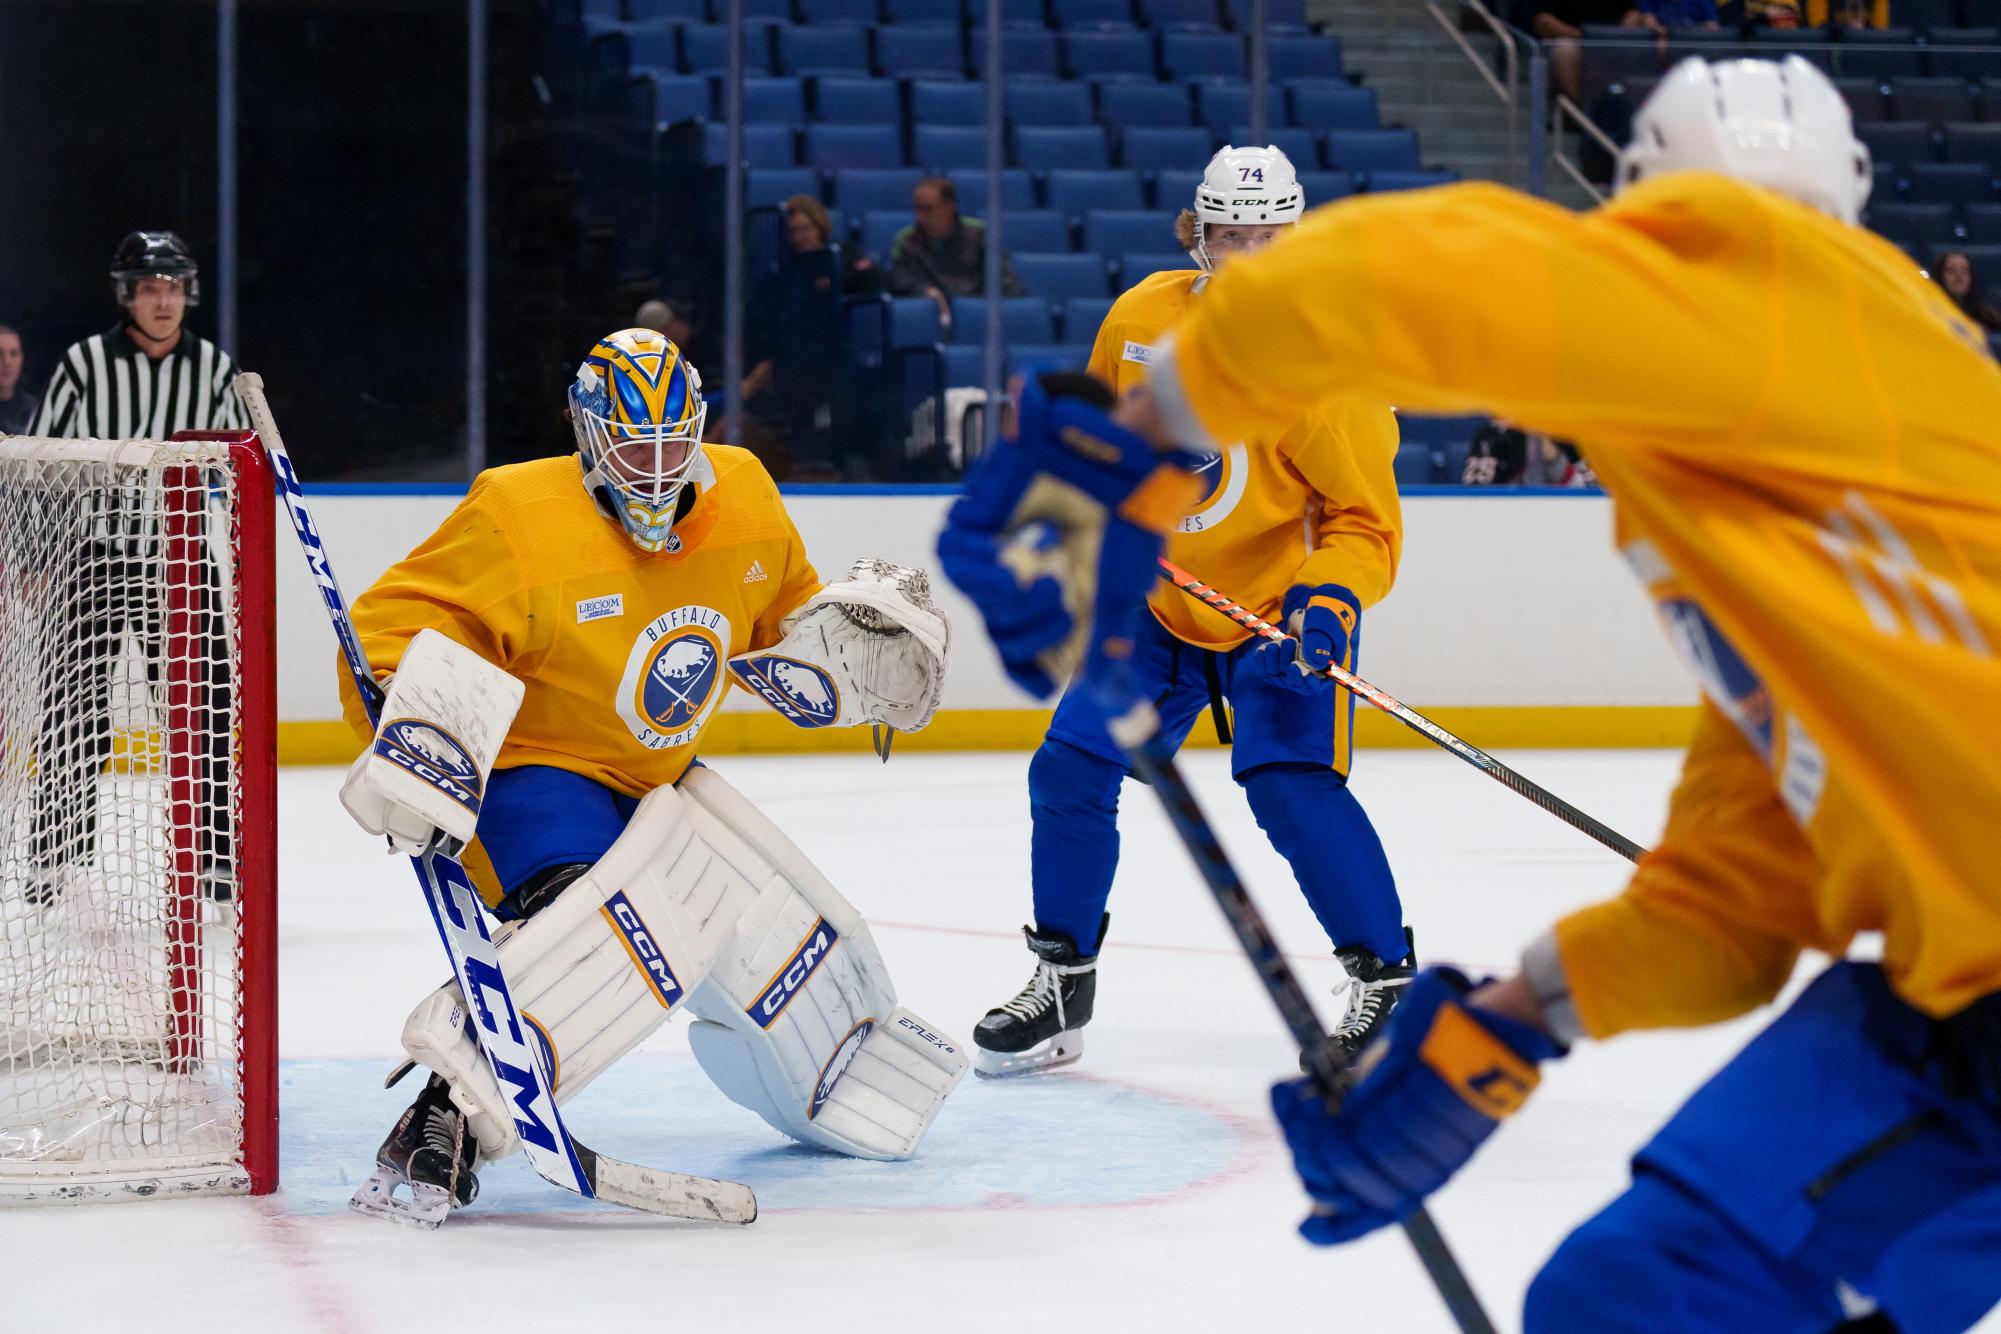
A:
[0,432,275,1202]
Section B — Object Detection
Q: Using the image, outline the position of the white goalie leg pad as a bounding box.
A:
[342,628,525,855]
[676,766,968,1159]
[727,557,950,733]
[401,781,764,1160]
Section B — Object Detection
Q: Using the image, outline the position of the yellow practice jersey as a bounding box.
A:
[1086,268,1402,651]
[339,447,821,800]
[1164,173,2001,1024]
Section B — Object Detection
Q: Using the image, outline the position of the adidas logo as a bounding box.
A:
[743,560,769,584]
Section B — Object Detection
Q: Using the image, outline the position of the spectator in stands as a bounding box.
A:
[1809,0,1888,27]
[1724,0,1803,26]
[0,324,34,435]
[1461,420,1596,486]
[780,194,880,299]
[1533,0,1649,103]
[887,177,1022,326]
[635,298,694,351]
[1935,250,2001,333]
[1638,0,1720,27]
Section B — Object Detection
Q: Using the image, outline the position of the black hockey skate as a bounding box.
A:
[973,917,1104,1078]
[349,1074,481,1229]
[1328,928,1417,1059]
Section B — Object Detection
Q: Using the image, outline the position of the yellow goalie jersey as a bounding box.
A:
[1085,268,1402,651]
[1159,174,2001,1025]
[338,448,821,799]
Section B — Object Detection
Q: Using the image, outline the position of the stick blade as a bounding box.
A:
[578,1143,759,1225]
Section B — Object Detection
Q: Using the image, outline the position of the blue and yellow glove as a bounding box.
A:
[1250,582,1360,693]
[1270,967,1563,1245]
[937,372,1205,712]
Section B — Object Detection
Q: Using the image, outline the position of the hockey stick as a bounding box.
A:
[1158,558,1648,865]
[1113,722,1495,1334]
[232,373,755,1227]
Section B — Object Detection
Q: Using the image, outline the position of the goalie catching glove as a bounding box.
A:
[728,556,949,733]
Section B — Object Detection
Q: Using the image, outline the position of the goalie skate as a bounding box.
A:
[349,1074,480,1230]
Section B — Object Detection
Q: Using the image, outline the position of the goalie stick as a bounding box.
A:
[1158,558,1649,866]
[233,372,756,1229]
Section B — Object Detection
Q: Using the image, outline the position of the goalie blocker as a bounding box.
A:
[403,763,968,1165]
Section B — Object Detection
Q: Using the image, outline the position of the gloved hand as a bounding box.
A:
[937,371,1205,708]
[340,743,457,858]
[1246,583,1359,694]
[1270,967,1563,1245]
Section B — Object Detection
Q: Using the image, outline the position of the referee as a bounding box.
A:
[26,231,244,902]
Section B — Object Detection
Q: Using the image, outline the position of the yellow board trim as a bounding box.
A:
[272,706,1697,766]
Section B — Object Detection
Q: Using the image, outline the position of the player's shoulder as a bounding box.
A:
[701,443,798,541]
[704,442,780,495]
[1104,269,1201,341]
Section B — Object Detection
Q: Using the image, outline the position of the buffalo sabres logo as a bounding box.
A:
[374,719,483,813]
[727,653,841,728]
[810,1018,873,1121]
[616,605,733,749]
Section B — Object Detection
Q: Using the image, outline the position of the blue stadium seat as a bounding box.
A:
[1122,126,1214,170]
[1051,0,1134,24]
[952,296,1057,343]
[1218,0,1308,29]
[1896,74,1979,122]
[1873,160,1906,203]
[1152,168,1204,207]
[683,24,778,74]
[1856,120,1938,165]
[1751,27,1834,74]
[1007,344,1093,374]
[886,0,965,23]
[1195,80,1285,135]
[813,76,897,122]
[1100,82,1195,127]
[1868,200,1960,247]
[626,21,683,69]
[860,209,913,258]
[1323,128,1421,172]
[1365,168,1460,192]
[778,25,873,76]
[805,123,903,169]
[1945,120,2001,164]
[741,0,793,17]
[1047,167,1146,213]
[629,0,709,19]
[1956,242,2001,273]
[1015,251,1113,296]
[1118,252,1191,288]
[1266,34,1342,83]
[1829,76,1889,124]
[877,26,965,77]
[1965,201,2001,241]
[749,166,821,206]
[1898,0,1963,32]
[641,72,712,122]
[704,121,796,166]
[802,0,881,20]
[915,125,991,170]
[1064,31,1158,81]
[1009,80,1096,126]
[888,297,944,350]
[1161,31,1244,81]
[1016,125,1112,169]
[1295,169,1356,205]
[1142,0,1223,27]
[1911,161,1996,201]
[1984,76,2001,119]
[1004,209,1075,251]
[734,75,805,123]
[1929,28,2001,82]
[942,344,988,387]
[969,0,1055,26]
[949,168,1038,212]
[1393,444,1444,485]
[913,80,985,125]
[833,166,925,210]
[1289,81,1378,130]
[1060,296,1117,342]
[973,29,1063,80]
[1085,209,1176,252]
[1838,29,1926,81]
[1230,125,1315,166]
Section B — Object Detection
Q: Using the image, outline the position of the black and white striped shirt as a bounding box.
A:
[28,323,244,441]
[25,325,246,552]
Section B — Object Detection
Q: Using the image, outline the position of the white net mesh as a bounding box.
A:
[0,437,255,1201]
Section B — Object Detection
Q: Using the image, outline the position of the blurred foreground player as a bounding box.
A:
[954,56,2001,1333]
[338,329,966,1224]
[968,146,1413,1077]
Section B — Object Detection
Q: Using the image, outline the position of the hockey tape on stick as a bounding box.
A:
[1157,558,1649,865]
[232,373,755,1226]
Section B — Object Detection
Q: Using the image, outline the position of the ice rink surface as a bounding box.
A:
[9,748,1991,1334]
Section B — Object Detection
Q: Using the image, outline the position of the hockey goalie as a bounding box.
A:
[333,328,967,1225]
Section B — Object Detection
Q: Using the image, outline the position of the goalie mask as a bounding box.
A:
[570,328,711,554]
[1190,145,1305,273]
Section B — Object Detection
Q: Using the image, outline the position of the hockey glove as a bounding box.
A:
[1270,967,1562,1245]
[937,371,1206,705]
[1248,584,1358,694]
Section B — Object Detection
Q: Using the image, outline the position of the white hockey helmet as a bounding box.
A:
[1190,144,1305,271]
[1617,56,1871,224]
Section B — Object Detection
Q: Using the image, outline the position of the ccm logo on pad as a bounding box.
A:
[374,719,482,814]
[600,891,684,1009]
[750,918,841,1029]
